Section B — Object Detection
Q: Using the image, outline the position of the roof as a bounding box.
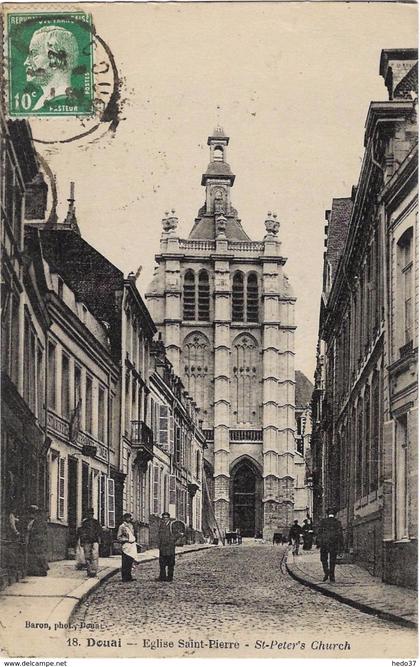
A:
[188,210,251,241]
[295,370,314,409]
[7,120,39,184]
[325,198,353,283]
[379,48,418,78]
[201,160,235,186]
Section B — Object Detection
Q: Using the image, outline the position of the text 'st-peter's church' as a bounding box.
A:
[146,128,296,539]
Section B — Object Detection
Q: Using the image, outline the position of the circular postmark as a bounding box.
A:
[6,9,122,144]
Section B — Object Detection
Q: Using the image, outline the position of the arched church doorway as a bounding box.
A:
[230,459,263,537]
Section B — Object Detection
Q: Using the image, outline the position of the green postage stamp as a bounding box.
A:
[7,12,94,116]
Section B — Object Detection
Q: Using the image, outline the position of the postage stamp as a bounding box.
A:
[7,11,94,116]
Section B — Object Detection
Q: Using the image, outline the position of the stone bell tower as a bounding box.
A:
[146,128,296,540]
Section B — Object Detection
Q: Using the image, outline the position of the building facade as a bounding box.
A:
[25,224,120,560]
[146,129,297,540]
[294,371,313,524]
[1,118,50,587]
[29,207,205,554]
[148,340,205,546]
[312,49,418,587]
[380,49,418,586]
[119,275,156,547]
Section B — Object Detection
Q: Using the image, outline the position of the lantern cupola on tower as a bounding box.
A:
[189,128,249,240]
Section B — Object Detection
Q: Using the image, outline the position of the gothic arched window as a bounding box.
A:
[247,273,259,322]
[231,333,260,425]
[183,270,196,321]
[182,332,213,422]
[232,271,259,323]
[198,270,210,321]
[232,271,244,322]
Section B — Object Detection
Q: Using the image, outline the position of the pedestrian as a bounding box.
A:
[157,511,182,582]
[302,517,314,551]
[288,519,302,555]
[77,508,102,577]
[317,509,344,582]
[117,513,139,582]
[26,505,49,576]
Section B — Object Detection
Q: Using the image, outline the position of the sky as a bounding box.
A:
[31,1,417,381]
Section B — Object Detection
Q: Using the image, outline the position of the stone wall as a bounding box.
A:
[383,539,418,589]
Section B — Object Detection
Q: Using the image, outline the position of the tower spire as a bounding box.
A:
[188,131,250,241]
[63,181,81,235]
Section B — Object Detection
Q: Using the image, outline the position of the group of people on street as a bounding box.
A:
[77,510,183,583]
[288,517,314,554]
[288,510,344,582]
[117,511,183,583]
[11,503,343,585]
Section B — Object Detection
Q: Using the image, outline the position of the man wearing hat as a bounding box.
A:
[117,513,140,582]
[157,512,181,582]
[316,509,344,582]
[77,508,102,577]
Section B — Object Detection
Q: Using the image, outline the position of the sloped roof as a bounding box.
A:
[326,198,353,282]
[188,211,251,240]
[295,370,314,408]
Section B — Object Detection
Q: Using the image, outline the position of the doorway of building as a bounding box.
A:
[232,460,261,537]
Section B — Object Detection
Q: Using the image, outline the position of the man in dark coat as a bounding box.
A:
[302,517,314,551]
[317,509,344,582]
[157,512,181,582]
[288,520,302,555]
[78,508,102,577]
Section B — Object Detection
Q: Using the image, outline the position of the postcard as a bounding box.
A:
[0,1,418,661]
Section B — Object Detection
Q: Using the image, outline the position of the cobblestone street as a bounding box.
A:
[70,544,415,658]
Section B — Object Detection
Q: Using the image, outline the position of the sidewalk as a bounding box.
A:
[0,542,212,657]
[286,548,417,628]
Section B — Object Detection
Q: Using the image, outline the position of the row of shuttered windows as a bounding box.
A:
[150,466,189,521]
[150,398,201,475]
[49,451,115,527]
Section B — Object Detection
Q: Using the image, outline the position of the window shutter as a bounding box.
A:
[169,474,176,505]
[159,404,169,451]
[153,465,159,515]
[175,425,181,463]
[107,478,115,528]
[99,473,106,525]
[153,400,159,443]
[58,456,65,519]
[169,415,174,454]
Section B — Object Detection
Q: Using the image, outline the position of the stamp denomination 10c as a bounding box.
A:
[7,11,94,116]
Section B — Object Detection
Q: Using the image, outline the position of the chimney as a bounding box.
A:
[24,172,48,221]
[379,49,418,100]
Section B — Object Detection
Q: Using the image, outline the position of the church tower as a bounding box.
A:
[146,128,296,539]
